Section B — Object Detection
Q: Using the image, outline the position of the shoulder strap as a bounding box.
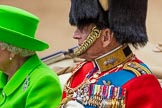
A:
[123,62,152,77]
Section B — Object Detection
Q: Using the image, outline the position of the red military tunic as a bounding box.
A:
[62,45,162,108]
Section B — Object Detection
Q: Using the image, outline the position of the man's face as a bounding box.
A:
[73,24,105,61]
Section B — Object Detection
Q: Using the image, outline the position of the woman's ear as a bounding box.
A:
[101,28,113,47]
[9,52,16,60]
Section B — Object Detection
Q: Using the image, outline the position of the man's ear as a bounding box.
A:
[101,28,113,47]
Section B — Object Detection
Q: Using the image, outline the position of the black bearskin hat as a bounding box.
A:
[69,0,148,48]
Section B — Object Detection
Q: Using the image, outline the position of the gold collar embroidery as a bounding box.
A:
[95,45,133,72]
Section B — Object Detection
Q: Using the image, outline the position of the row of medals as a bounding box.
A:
[72,71,126,108]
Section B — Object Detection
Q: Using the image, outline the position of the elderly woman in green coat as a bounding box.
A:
[0,5,62,108]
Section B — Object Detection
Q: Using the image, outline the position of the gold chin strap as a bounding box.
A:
[74,26,101,56]
[99,0,109,11]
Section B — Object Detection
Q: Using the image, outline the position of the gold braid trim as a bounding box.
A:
[74,26,101,56]
[58,79,90,108]
[58,61,88,107]
[123,62,152,77]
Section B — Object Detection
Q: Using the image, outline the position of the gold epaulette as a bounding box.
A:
[123,62,152,77]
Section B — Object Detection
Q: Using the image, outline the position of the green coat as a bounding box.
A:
[0,55,62,108]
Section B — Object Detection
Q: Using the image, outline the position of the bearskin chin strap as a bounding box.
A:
[74,26,101,56]
[99,0,109,11]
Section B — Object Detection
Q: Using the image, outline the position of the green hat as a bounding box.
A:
[0,5,49,51]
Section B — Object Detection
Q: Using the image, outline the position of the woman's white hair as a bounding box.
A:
[0,41,35,57]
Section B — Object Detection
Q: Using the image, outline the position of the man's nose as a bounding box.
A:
[73,29,81,39]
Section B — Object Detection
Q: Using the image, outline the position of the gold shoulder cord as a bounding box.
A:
[123,62,152,77]
[74,26,101,56]
[58,61,88,108]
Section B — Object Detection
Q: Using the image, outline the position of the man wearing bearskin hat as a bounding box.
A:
[59,0,162,107]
